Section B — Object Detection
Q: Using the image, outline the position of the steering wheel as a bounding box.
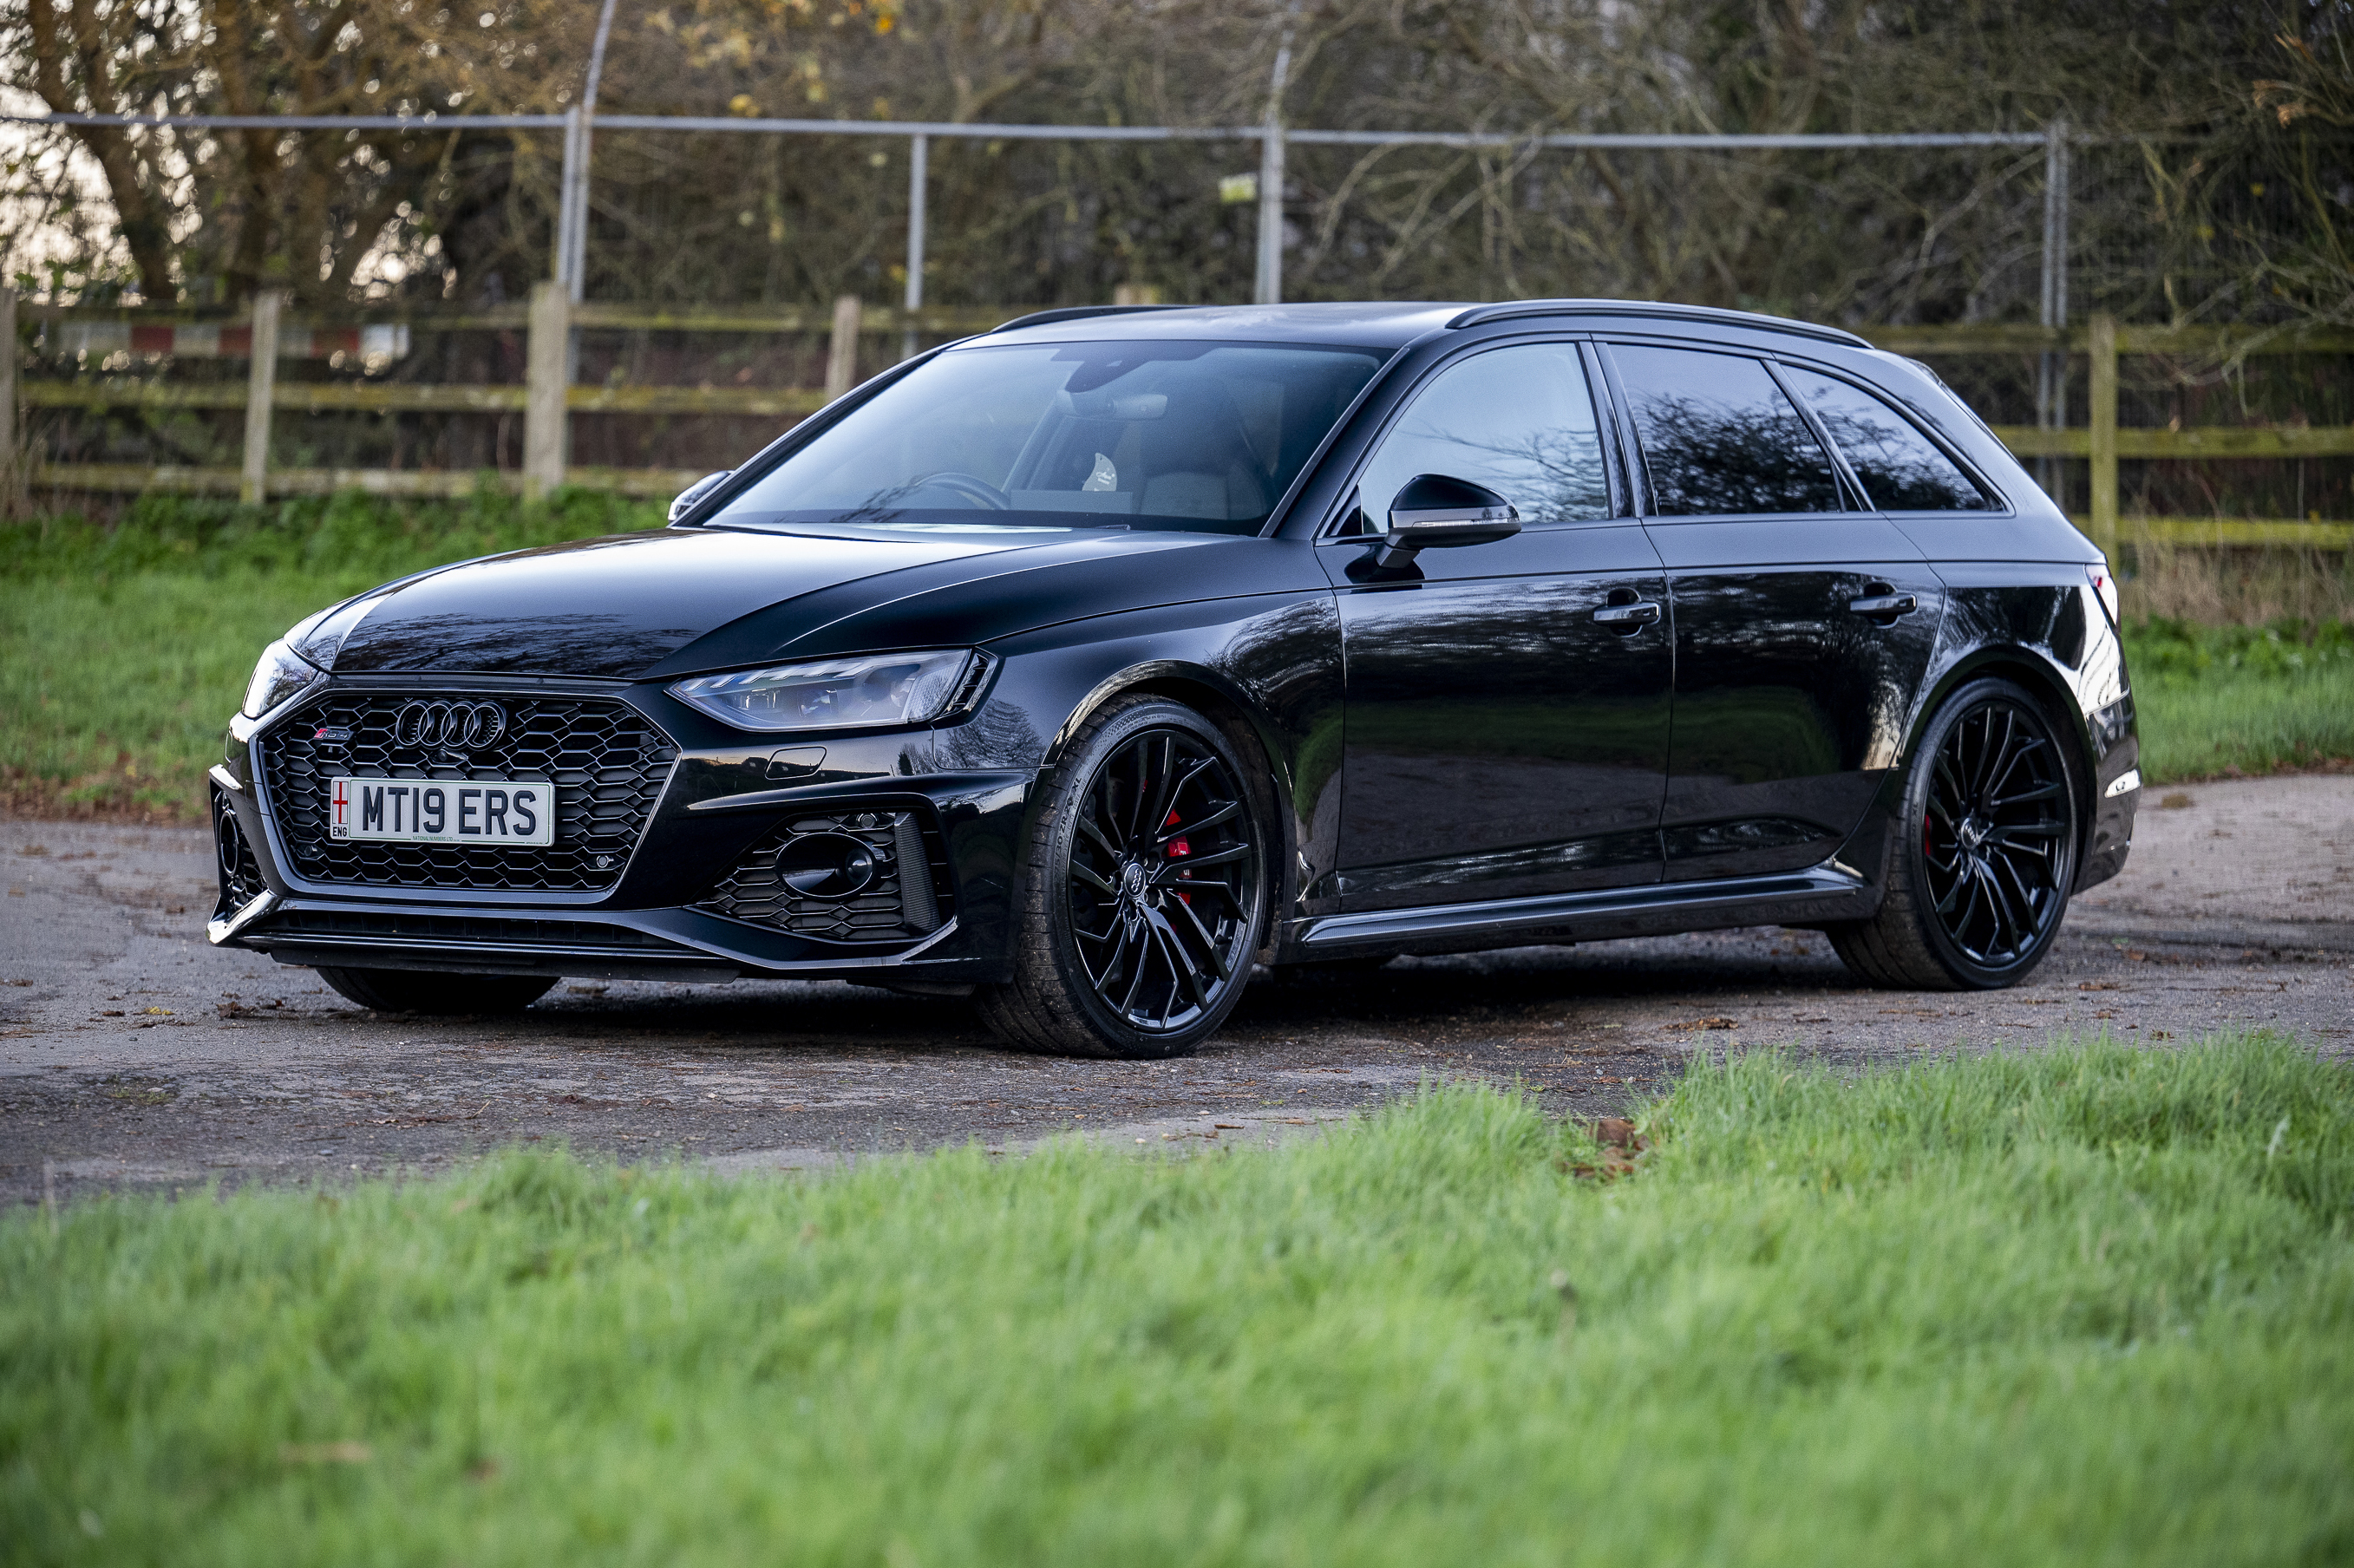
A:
[906,470,1011,511]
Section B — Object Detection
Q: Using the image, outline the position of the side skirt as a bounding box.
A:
[1283,862,1877,961]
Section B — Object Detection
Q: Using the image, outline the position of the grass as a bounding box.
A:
[3,1035,2350,1565]
[0,495,2347,816]
[2125,617,2354,783]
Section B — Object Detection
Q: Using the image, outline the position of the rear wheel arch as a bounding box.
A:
[1899,646,2098,883]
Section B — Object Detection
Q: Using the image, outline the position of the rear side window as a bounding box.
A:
[1610,344,1841,516]
[1781,366,1993,512]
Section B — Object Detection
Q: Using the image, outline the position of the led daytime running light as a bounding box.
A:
[668,650,988,734]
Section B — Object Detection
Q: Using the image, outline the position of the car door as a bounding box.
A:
[1318,339,1672,911]
[1599,339,1945,884]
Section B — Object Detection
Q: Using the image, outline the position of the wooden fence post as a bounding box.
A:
[239,289,285,504]
[524,281,570,500]
[825,295,862,402]
[0,286,16,498]
[2088,312,2119,555]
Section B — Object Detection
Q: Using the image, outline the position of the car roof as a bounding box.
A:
[972,298,1869,352]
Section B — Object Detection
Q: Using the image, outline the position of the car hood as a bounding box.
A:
[311,524,1308,679]
[317,526,1061,677]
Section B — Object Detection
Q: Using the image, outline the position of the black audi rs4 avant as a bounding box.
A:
[208,299,2139,1058]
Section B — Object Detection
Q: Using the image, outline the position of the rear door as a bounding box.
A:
[1321,339,1672,910]
[1599,340,1945,883]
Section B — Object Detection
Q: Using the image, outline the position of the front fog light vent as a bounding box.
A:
[698,808,951,944]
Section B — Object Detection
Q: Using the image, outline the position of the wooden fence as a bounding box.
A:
[5,284,2349,551]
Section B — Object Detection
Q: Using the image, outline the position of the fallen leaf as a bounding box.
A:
[1661,1016,1736,1032]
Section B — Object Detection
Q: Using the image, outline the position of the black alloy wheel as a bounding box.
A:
[978,696,1267,1057]
[1921,697,2073,968]
[1828,677,2081,990]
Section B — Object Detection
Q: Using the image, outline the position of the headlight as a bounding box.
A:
[667,650,990,733]
[241,638,326,719]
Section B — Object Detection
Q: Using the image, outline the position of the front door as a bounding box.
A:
[1322,340,1672,911]
[1601,341,1945,883]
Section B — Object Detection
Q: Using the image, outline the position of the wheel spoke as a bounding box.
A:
[1990,781,2063,808]
[1159,797,1238,841]
[1932,751,1967,813]
[1157,841,1251,876]
[1150,912,1209,1010]
[1132,734,1174,843]
[1979,860,2025,957]
[1069,861,1119,897]
[1077,813,1123,862]
[1167,893,1233,983]
[1116,920,1154,1016]
[1985,820,2063,846]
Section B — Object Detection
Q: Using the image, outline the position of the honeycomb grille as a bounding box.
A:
[698,808,953,944]
[212,787,265,917]
[256,690,677,892]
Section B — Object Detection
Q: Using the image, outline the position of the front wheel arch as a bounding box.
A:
[1036,664,1295,954]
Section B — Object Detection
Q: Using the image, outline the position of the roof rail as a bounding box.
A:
[1447,298,1871,349]
[990,304,1180,334]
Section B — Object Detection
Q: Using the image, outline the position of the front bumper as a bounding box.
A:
[208,674,1037,986]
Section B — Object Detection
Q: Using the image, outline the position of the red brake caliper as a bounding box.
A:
[1163,808,1192,904]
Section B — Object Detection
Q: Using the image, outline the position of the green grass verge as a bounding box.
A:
[3,1036,2349,1564]
[1,495,2346,815]
[2124,617,2354,783]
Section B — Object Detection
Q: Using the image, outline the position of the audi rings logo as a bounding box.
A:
[393,700,507,753]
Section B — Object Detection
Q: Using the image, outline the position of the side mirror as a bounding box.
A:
[668,470,733,525]
[1375,474,1520,568]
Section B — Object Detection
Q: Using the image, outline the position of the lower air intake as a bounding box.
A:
[698,808,952,944]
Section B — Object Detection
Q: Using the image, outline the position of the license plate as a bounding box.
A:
[327,777,555,846]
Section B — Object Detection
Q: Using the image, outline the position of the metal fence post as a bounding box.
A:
[2089,311,2119,555]
[2037,119,2070,508]
[0,286,16,493]
[1254,121,1286,305]
[239,289,285,504]
[902,134,928,362]
[826,295,862,402]
[525,281,571,499]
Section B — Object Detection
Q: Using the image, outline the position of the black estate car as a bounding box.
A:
[208,299,2140,1058]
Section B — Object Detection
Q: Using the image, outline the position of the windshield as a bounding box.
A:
[703,339,1390,535]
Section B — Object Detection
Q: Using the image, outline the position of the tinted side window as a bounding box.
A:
[1781,366,1993,512]
[1354,342,1609,528]
[1611,344,1841,516]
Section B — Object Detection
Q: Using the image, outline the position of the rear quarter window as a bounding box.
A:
[1781,365,1994,512]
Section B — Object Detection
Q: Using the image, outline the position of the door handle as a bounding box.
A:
[1848,592,1918,619]
[1592,600,1662,630]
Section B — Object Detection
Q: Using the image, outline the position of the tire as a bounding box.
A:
[977,695,1270,1058]
[1828,676,2083,990]
[315,966,556,1015]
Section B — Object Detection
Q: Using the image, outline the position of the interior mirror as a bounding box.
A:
[668,470,732,525]
[1375,474,1520,567]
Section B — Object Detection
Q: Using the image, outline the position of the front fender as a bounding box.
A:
[935,588,1346,934]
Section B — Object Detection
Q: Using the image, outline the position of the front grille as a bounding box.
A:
[263,908,691,953]
[699,807,953,944]
[257,690,677,892]
[212,787,265,917]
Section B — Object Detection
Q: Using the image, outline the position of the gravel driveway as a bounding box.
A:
[5,776,2350,1204]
